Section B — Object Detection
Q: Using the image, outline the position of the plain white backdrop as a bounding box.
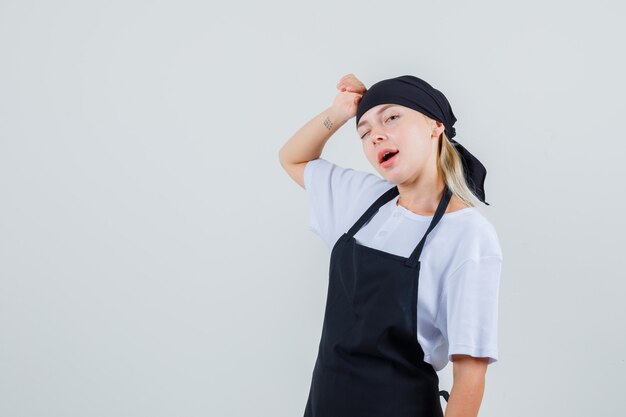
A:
[1,0,624,416]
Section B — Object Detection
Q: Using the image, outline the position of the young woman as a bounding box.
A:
[278,73,502,417]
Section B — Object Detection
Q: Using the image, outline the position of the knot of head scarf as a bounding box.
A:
[355,75,489,205]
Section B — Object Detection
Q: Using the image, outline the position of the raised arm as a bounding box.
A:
[278,74,366,189]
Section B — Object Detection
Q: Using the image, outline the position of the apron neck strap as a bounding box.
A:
[405,185,453,267]
[346,184,454,267]
[346,186,400,238]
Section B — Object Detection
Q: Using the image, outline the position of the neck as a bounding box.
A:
[396,170,446,216]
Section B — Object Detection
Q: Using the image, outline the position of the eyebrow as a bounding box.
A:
[357,104,399,130]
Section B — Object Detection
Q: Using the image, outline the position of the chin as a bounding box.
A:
[371,160,399,183]
[378,170,399,184]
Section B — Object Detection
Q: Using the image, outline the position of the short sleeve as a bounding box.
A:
[437,255,503,365]
[303,157,391,251]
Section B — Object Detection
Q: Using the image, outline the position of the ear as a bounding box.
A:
[431,120,445,139]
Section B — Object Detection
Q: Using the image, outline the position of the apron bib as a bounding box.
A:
[304,185,452,417]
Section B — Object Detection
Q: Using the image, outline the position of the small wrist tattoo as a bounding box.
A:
[323,116,333,130]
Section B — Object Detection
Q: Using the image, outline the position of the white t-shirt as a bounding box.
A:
[303,157,503,371]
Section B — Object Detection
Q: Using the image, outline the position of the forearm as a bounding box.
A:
[443,371,486,417]
[278,106,348,165]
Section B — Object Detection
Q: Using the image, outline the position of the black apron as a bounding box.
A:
[304,184,452,417]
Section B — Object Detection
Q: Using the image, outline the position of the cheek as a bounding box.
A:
[363,143,374,160]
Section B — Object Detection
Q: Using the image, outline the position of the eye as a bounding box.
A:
[359,114,399,140]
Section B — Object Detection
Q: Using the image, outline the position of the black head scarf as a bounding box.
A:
[355,75,489,205]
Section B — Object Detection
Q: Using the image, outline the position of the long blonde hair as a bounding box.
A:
[437,131,481,207]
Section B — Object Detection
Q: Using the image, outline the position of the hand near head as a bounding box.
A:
[331,73,368,123]
[337,73,367,95]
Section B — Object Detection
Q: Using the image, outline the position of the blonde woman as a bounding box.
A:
[279,73,502,417]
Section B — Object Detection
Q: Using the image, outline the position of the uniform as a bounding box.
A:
[302,157,503,416]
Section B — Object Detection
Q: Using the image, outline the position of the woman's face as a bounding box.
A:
[356,104,444,184]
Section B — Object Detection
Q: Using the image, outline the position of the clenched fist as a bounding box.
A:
[331,73,368,123]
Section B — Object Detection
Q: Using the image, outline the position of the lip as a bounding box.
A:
[378,148,399,164]
[380,151,399,168]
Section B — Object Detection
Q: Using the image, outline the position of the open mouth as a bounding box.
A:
[379,150,399,165]
[381,151,398,162]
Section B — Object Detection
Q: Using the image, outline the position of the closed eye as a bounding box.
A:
[359,114,400,140]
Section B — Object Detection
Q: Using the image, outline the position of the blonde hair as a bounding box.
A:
[437,131,481,207]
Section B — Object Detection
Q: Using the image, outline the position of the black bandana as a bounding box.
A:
[356,75,489,205]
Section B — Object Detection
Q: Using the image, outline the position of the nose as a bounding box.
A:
[369,128,387,144]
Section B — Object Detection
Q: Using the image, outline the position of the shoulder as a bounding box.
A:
[434,210,503,297]
[429,207,503,265]
[304,157,393,203]
[454,209,503,259]
[303,157,395,249]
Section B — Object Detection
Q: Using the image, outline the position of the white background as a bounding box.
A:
[1,0,624,416]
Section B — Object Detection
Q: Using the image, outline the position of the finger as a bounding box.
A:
[346,79,364,90]
[339,73,354,84]
[339,82,355,91]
